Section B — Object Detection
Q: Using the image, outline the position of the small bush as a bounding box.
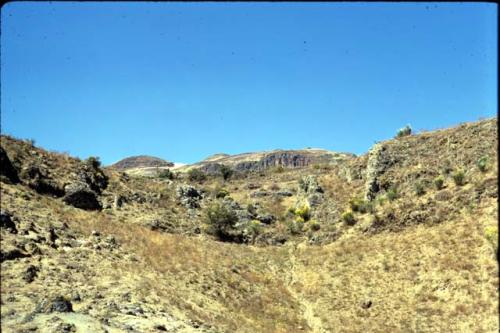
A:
[86,156,101,169]
[452,169,466,186]
[477,156,488,172]
[395,125,412,138]
[484,226,498,257]
[342,211,356,225]
[215,188,229,199]
[158,169,174,180]
[205,202,238,240]
[433,176,445,190]
[273,166,285,173]
[219,165,233,181]
[294,203,311,221]
[287,218,304,235]
[243,220,262,242]
[349,197,373,214]
[414,182,426,196]
[386,186,399,201]
[309,220,321,231]
[188,168,207,183]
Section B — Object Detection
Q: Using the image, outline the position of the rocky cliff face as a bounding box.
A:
[188,149,355,174]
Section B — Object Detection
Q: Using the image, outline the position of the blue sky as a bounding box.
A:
[1,2,497,165]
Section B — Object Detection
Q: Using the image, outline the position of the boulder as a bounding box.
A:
[0,146,20,183]
[35,296,73,313]
[63,182,101,210]
[176,184,202,209]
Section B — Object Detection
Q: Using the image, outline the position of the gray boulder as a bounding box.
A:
[176,184,202,209]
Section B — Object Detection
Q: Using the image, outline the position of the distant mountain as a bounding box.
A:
[176,148,356,174]
[110,155,174,171]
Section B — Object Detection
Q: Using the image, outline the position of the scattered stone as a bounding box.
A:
[250,190,269,198]
[275,189,293,197]
[35,296,73,313]
[1,247,30,262]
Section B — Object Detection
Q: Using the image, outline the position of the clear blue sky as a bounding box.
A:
[1,2,497,165]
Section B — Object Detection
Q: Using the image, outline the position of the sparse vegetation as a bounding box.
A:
[219,164,233,181]
[434,176,445,190]
[349,197,373,214]
[293,202,311,221]
[86,156,101,168]
[452,169,466,186]
[395,125,412,138]
[205,202,238,240]
[477,156,488,172]
[215,188,229,199]
[414,181,426,196]
[188,168,207,183]
[158,168,174,180]
[386,186,399,201]
[342,211,356,225]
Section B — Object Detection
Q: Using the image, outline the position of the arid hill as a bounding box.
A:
[0,118,498,332]
[111,155,174,170]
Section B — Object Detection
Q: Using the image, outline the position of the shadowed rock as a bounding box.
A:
[0,146,20,183]
[63,182,101,210]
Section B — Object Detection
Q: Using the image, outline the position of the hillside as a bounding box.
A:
[0,118,498,332]
[111,155,174,171]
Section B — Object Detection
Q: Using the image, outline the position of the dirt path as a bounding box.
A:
[286,243,327,333]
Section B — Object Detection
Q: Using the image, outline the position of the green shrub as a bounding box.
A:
[484,226,498,257]
[309,220,321,231]
[86,156,101,169]
[395,125,412,138]
[433,176,445,190]
[477,156,488,172]
[287,218,304,235]
[414,182,426,196]
[188,168,207,182]
[215,188,229,199]
[293,203,311,221]
[244,220,262,241]
[158,169,174,180]
[452,169,466,186]
[342,211,356,225]
[349,197,373,214]
[219,165,233,181]
[386,186,399,201]
[205,202,238,240]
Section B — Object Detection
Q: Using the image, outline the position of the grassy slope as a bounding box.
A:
[1,118,498,332]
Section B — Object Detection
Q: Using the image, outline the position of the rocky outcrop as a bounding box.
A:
[63,182,101,210]
[364,143,394,201]
[0,146,20,184]
[297,175,324,207]
[19,165,65,197]
[176,184,203,209]
[76,162,108,194]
